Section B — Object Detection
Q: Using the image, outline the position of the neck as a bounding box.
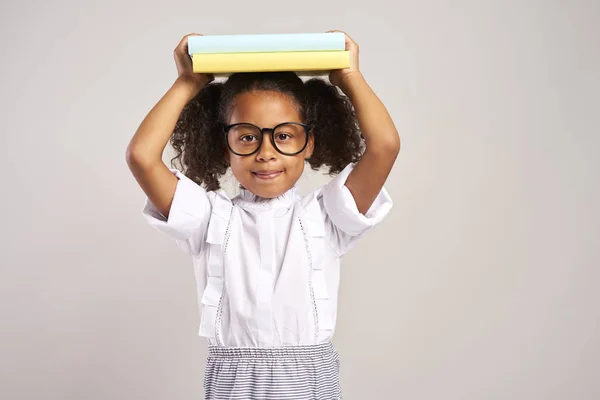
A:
[238,184,272,203]
[236,184,299,210]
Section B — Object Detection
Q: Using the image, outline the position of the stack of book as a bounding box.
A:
[187,32,349,76]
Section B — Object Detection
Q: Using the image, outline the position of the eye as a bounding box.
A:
[275,133,292,141]
[240,135,258,143]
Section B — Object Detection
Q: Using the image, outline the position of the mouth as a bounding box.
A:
[252,170,283,180]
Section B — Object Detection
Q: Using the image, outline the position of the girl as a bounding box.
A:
[126,31,400,399]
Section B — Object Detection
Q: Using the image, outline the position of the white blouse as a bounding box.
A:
[142,162,393,348]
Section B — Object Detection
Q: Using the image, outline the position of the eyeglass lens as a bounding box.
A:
[227,123,307,155]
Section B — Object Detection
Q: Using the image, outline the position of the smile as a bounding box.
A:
[252,171,283,180]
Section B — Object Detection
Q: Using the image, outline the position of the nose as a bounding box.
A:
[255,131,278,161]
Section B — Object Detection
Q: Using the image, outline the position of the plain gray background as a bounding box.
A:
[1,0,599,399]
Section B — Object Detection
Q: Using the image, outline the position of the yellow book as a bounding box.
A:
[191,51,350,73]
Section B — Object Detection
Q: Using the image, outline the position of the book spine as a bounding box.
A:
[188,32,346,54]
[191,51,350,73]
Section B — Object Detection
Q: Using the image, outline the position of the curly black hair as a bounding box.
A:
[170,71,364,191]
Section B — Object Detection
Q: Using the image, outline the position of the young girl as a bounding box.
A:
[126,31,400,399]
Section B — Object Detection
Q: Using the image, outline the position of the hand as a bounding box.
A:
[327,30,361,87]
[174,33,215,88]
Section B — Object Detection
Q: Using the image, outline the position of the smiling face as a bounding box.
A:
[224,90,314,199]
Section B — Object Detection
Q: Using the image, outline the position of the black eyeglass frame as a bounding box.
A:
[223,122,312,156]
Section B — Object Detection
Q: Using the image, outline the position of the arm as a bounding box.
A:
[125,33,213,219]
[126,75,204,218]
[339,72,400,214]
[328,31,401,215]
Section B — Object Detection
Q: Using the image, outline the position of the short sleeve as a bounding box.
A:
[141,168,212,256]
[321,162,393,255]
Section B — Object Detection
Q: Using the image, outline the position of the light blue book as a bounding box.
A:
[187,32,346,54]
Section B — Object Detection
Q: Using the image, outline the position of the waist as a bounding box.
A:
[207,341,336,359]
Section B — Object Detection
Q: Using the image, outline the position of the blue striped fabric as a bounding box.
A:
[204,342,342,399]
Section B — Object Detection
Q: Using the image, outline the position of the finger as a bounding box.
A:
[341,32,356,46]
[176,33,203,53]
[326,30,356,50]
[327,29,348,37]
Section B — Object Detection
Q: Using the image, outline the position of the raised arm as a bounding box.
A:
[328,31,401,215]
[125,33,214,218]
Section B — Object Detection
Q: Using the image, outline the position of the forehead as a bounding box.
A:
[228,90,302,125]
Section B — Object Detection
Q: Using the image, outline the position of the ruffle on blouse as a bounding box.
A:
[198,189,233,341]
[236,185,299,211]
[299,192,334,339]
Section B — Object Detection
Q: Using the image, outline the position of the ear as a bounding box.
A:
[305,131,315,160]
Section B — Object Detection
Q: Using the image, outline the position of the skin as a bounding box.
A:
[224,90,314,199]
[126,30,400,220]
[326,30,400,214]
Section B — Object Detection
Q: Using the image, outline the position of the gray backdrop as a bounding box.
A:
[1,0,598,399]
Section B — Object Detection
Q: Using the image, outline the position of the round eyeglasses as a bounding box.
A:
[224,122,311,156]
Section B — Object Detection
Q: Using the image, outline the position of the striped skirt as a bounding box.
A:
[204,341,341,399]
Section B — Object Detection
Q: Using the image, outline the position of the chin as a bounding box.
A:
[250,185,285,199]
[244,171,291,198]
